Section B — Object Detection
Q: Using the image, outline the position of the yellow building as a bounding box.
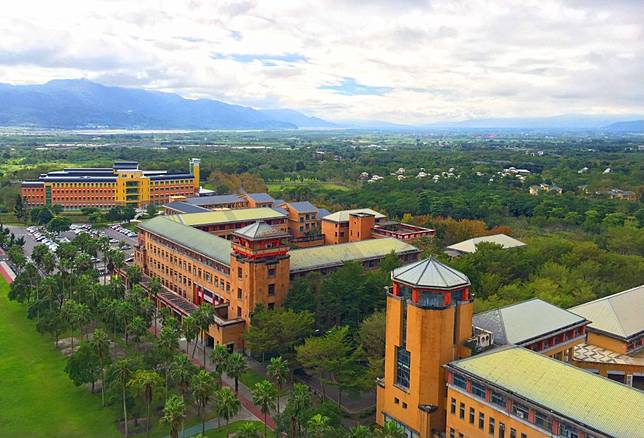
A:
[376,257,473,437]
[21,159,200,209]
[445,346,644,438]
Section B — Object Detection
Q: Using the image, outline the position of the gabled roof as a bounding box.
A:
[570,285,644,340]
[234,221,289,240]
[392,257,469,289]
[184,194,244,206]
[166,208,286,226]
[447,346,644,437]
[474,298,587,345]
[246,193,274,203]
[321,208,386,223]
[445,234,525,254]
[138,216,231,266]
[287,201,319,214]
[289,238,419,273]
[318,208,331,218]
[163,202,211,214]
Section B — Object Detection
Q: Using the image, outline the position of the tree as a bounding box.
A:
[245,308,314,360]
[146,203,158,218]
[31,207,53,225]
[149,277,162,337]
[209,344,229,385]
[235,422,262,438]
[191,369,217,436]
[47,216,71,233]
[89,328,111,406]
[129,369,162,436]
[266,356,288,413]
[374,421,406,438]
[111,358,136,437]
[306,414,334,438]
[14,195,27,221]
[169,354,196,398]
[65,342,101,393]
[126,265,142,287]
[129,316,148,349]
[52,204,64,215]
[251,380,277,438]
[7,245,26,274]
[162,394,186,438]
[194,304,215,368]
[358,311,386,379]
[214,387,241,427]
[225,352,247,394]
[183,315,200,358]
[349,425,372,438]
[158,325,181,398]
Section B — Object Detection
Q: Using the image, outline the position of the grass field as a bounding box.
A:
[0,278,121,438]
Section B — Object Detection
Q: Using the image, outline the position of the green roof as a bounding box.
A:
[138,216,231,265]
[289,238,419,273]
[321,208,386,223]
[447,347,644,437]
[166,207,286,226]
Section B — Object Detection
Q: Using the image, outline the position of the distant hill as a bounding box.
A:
[0,79,299,130]
[604,120,644,132]
[424,114,644,130]
[259,109,337,128]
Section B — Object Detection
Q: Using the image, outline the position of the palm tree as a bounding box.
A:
[349,425,372,438]
[162,394,186,438]
[266,356,288,413]
[182,315,199,358]
[129,369,162,436]
[306,414,333,438]
[251,380,277,438]
[235,422,262,438]
[374,421,407,438]
[89,328,110,406]
[191,369,216,436]
[225,352,247,395]
[288,383,312,437]
[169,354,196,398]
[209,344,229,374]
[111,358,135,437]
[149,277,162,337]
[158,325,180,398]
[194,305,215,369]
[214,387,240,427]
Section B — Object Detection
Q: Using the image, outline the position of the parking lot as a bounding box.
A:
[7,223,137,268]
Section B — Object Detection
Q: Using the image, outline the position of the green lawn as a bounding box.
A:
[239,368,265,389]
[267,180,351,192]
[0,278,121,438]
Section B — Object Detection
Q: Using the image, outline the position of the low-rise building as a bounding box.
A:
[445,234,525,257]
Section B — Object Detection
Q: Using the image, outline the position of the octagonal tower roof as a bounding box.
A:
[392,257,470,289]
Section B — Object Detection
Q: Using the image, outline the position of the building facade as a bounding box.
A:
[21,159,200,209]
[135,215,421,351]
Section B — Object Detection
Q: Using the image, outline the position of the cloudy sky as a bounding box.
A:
[1,0,643,123]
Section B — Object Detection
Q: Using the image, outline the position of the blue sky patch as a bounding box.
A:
[320,77,392,96]
[210,53,307,64]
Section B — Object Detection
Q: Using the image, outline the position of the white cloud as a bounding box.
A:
[0,0,642,123]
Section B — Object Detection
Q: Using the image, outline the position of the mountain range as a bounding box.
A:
[0,79,642,132]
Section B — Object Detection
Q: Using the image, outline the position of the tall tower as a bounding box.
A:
[376,257,473,437]
[189,158,201,193]
[229,221,291,325]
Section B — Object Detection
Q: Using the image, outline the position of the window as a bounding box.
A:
[402,402,407,409]
[449,429,455,438]
[521,434,527,438]
[491,391,505,408]
[559,422,580,438]
[237,267,243,278]
[453,374,467,389]
[459,402,465,419]
[479,412,485,430]
[499,422,505,438]
[267,303,275,310]
[512,402,529,420]
[451,398,456,414]
[268,284,275,296]
[395,347,410,388]
[469,407,475,424]
[510,428,516,438]
[534,412,552,432]
[471,381,486,398]
[268,268,276,277]
[237,288,242,299]
[489,417,495,435]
